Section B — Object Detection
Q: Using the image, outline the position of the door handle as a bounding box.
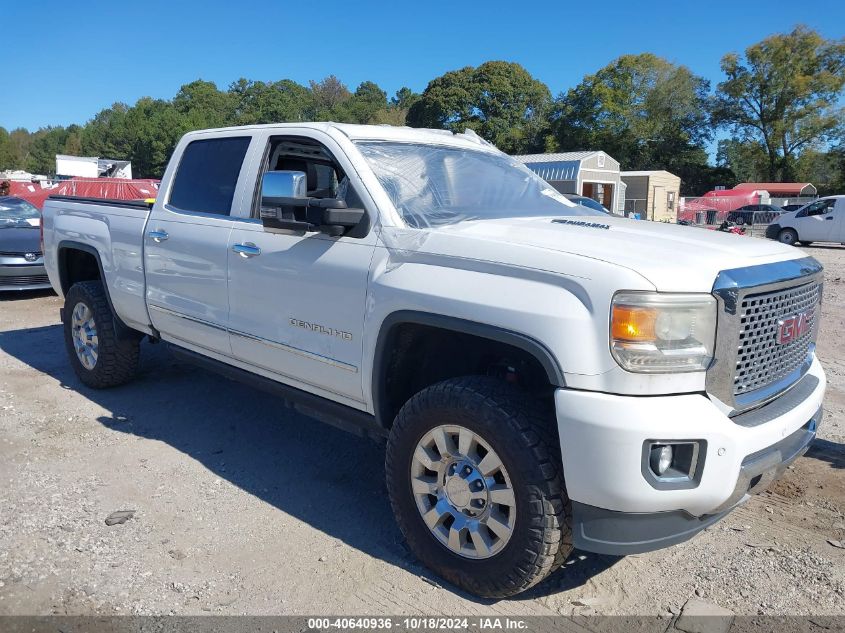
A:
[825,216,834,220]
[148,230,169,242]
[232,242,261,258]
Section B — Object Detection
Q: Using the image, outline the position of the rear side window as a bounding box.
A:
[169,137,251,215]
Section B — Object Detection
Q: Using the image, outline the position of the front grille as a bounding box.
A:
[734,281,821,396]
[0,274,49,286]
[0,251,42,257]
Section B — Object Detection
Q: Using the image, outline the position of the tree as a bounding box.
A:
[308,75,351,119]
[550,54,712,174]
[407,61,551,153]
[716,139,769,183]
[172,80,235,129]
[81,103,133,159]
[335,81,388,124]
[713,26,845,181]
[229,78,313,124]
[0,127,17,170]
[391,87,420,110]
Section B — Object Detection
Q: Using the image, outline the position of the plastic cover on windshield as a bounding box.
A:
[355,142,601,229]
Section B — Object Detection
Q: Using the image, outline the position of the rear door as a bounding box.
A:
[226,130,377,405]
[144,134,253,355]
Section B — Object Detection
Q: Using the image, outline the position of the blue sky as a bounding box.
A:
[3,0,844,132]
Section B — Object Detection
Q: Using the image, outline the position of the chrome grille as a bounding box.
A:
[735,281,821,396]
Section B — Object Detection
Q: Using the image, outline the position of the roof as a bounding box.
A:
[733,182,817,195]
[186,122,500,153]
[512,151,602,163]
[621,170,680,179]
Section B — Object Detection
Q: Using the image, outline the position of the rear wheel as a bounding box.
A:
[63,281,140,388]
[778,228,799,246]
[385,376,571,598]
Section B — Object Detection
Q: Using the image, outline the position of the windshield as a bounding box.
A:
[355,141,602,228]
[0,197,40,227]
[569,196,609,214]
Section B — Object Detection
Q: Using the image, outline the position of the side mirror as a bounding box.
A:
[261,170,307,207]
[260,170,366,236]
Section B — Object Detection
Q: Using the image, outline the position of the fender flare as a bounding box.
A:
[57,240,139,339]
[371,310,565,428]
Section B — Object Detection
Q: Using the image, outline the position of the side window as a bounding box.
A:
[256,136,367,215]
[169,137,251,215]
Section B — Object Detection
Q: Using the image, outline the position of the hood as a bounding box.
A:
[402,216,806,292]
[0,225,41,254]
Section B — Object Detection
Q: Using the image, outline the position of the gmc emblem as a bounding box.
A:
[776,309,814,345]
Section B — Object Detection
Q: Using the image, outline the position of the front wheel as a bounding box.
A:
[63,281,140,388]
[778,228,799,246]
[385,376,571,598]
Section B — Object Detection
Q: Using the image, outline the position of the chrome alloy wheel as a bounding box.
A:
[71,301,98,370]
[411,425,516,559]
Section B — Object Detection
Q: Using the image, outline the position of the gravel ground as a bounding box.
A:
[0,245,843,618]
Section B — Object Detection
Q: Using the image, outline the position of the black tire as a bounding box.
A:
[778,228,799,246]
[734,216,746,226]
[385,376,571,598]
[63,280,140,388]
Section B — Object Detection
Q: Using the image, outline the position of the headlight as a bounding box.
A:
[610,292,716,373]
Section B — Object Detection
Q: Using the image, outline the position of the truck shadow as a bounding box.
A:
[0,323,617,602]
[806,438,845,470]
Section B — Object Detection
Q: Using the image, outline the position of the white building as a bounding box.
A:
[56,155,132,179]
[513,151,624,213]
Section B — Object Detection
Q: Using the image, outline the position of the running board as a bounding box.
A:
[167,344,387,441]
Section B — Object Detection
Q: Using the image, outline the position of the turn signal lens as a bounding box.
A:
[611,306,657,341]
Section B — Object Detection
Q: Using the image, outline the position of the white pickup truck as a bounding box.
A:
[42,123,825,598]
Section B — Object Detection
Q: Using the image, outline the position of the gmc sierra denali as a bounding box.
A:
[42,123,825,598]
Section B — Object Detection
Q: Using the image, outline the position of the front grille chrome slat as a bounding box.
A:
[707,257,823,417]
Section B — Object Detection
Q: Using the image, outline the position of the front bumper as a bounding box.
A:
[764,223,781,239]
[556,355,825,554]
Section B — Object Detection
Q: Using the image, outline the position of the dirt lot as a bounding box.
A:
[1,246,843,618]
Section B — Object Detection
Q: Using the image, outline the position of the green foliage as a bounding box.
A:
[713,25,845,181]
[407,61,551,153]
[229,78,313,124]
[550,53,713,179]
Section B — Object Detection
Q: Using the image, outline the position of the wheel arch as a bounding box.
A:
[57,241,137,338]
[371,310,564,429]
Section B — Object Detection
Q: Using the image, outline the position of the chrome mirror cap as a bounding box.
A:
[262,170,307,204]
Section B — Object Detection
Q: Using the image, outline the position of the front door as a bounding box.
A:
[226,131,377,405]
[145,134,253,355]
[796,198,838,242]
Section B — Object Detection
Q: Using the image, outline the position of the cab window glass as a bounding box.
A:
[256,136,365,215]
[169,137,251,215]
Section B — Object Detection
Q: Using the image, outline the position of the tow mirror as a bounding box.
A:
[260,171,365,236]
[261,170,307,206]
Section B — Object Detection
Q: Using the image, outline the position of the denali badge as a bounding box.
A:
[776,308,814,345]
[289,318,352,341]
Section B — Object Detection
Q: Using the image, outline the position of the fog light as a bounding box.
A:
[650,444,674,475]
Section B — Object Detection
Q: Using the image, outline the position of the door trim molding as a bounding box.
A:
[149,304,358,373]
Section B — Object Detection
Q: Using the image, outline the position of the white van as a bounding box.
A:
[767,195,845,246]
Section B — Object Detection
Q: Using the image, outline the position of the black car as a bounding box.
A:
[780,203,806,213]
[0,196,50,291]
[725,204,783,225]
